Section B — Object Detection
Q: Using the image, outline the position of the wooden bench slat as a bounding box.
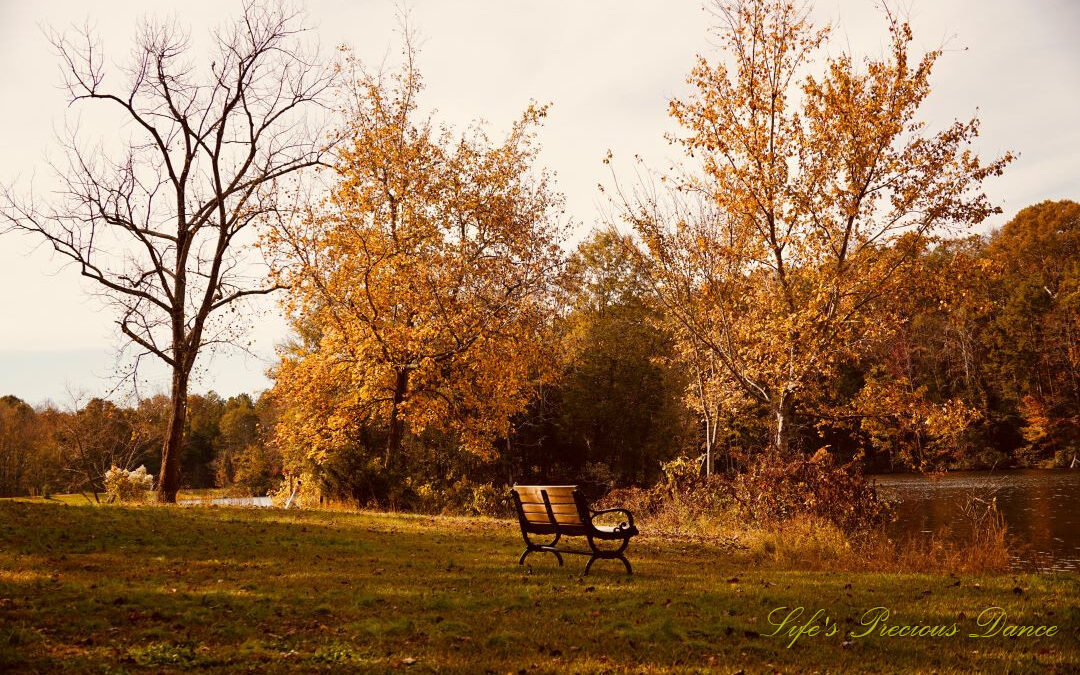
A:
[522,512,584,526]
[513,486,576,502]
[519,502,579,515]
[517,499,576,507]
[519,504,582,519]
[516,509,578,520]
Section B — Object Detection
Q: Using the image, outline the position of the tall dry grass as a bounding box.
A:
[620,488,1011,574]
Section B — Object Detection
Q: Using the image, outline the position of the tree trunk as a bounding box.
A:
[695,363,713,477]
[773,391,794,456]
[385,368,410,471]
[156,367,189,503]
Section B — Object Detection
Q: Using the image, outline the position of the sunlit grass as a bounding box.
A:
[1,501,1077,673]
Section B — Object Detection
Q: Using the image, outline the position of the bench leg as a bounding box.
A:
[584,555,597,575]
[583,553,632,575]
[520,547,564,566]
[519,531,564,567]
[583,535,633,575]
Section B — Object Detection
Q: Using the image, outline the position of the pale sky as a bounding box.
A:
[1,0,1078,407]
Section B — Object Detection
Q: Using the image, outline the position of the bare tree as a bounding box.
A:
[54,394,150,504]
[1,1,336,501]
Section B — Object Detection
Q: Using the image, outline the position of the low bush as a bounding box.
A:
[593,455,733,535]
[732,449,893,536]
[599,450,890,538]
[413,477,509,516]
[103,465,154,503]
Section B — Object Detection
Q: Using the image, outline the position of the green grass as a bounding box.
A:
[0,501,1077,673]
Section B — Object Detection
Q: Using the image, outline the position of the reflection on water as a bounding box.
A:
[875,469,1080,573]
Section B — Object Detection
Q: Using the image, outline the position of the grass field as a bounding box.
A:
[1,500,1077,673]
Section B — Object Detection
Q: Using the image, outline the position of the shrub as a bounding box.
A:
[732,449,892,536]
[103,465,154,503]
[597,450,890,540]
[413,477,508,516]
[593,485,667,519]
[657,456,732,512]
[594,454,732,530]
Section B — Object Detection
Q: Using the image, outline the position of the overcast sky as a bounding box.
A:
[1,0,1078,407]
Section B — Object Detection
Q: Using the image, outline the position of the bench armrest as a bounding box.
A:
[590,507,635,529]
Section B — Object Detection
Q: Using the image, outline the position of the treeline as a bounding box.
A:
[898,200,1080,469]
[0,393,279,499]
[542,201,1080,479]
[372,201,1080,504]
[2,200,1077,501]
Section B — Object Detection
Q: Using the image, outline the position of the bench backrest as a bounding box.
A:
[511,485,586,530]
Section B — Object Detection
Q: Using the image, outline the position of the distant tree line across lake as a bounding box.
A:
[2,199,1078,503]
[0,392,276,500]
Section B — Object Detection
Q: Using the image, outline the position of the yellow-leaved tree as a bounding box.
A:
[265,48,567,504]
[616,0,1011,457]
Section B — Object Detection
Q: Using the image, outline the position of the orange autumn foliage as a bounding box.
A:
[618,0,1011,455]
[265,50,568,479]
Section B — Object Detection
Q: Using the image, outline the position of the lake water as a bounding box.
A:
[874,469,1080,573]
[177,496,273,507]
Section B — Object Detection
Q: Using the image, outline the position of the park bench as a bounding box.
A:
[510,485,638,575]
